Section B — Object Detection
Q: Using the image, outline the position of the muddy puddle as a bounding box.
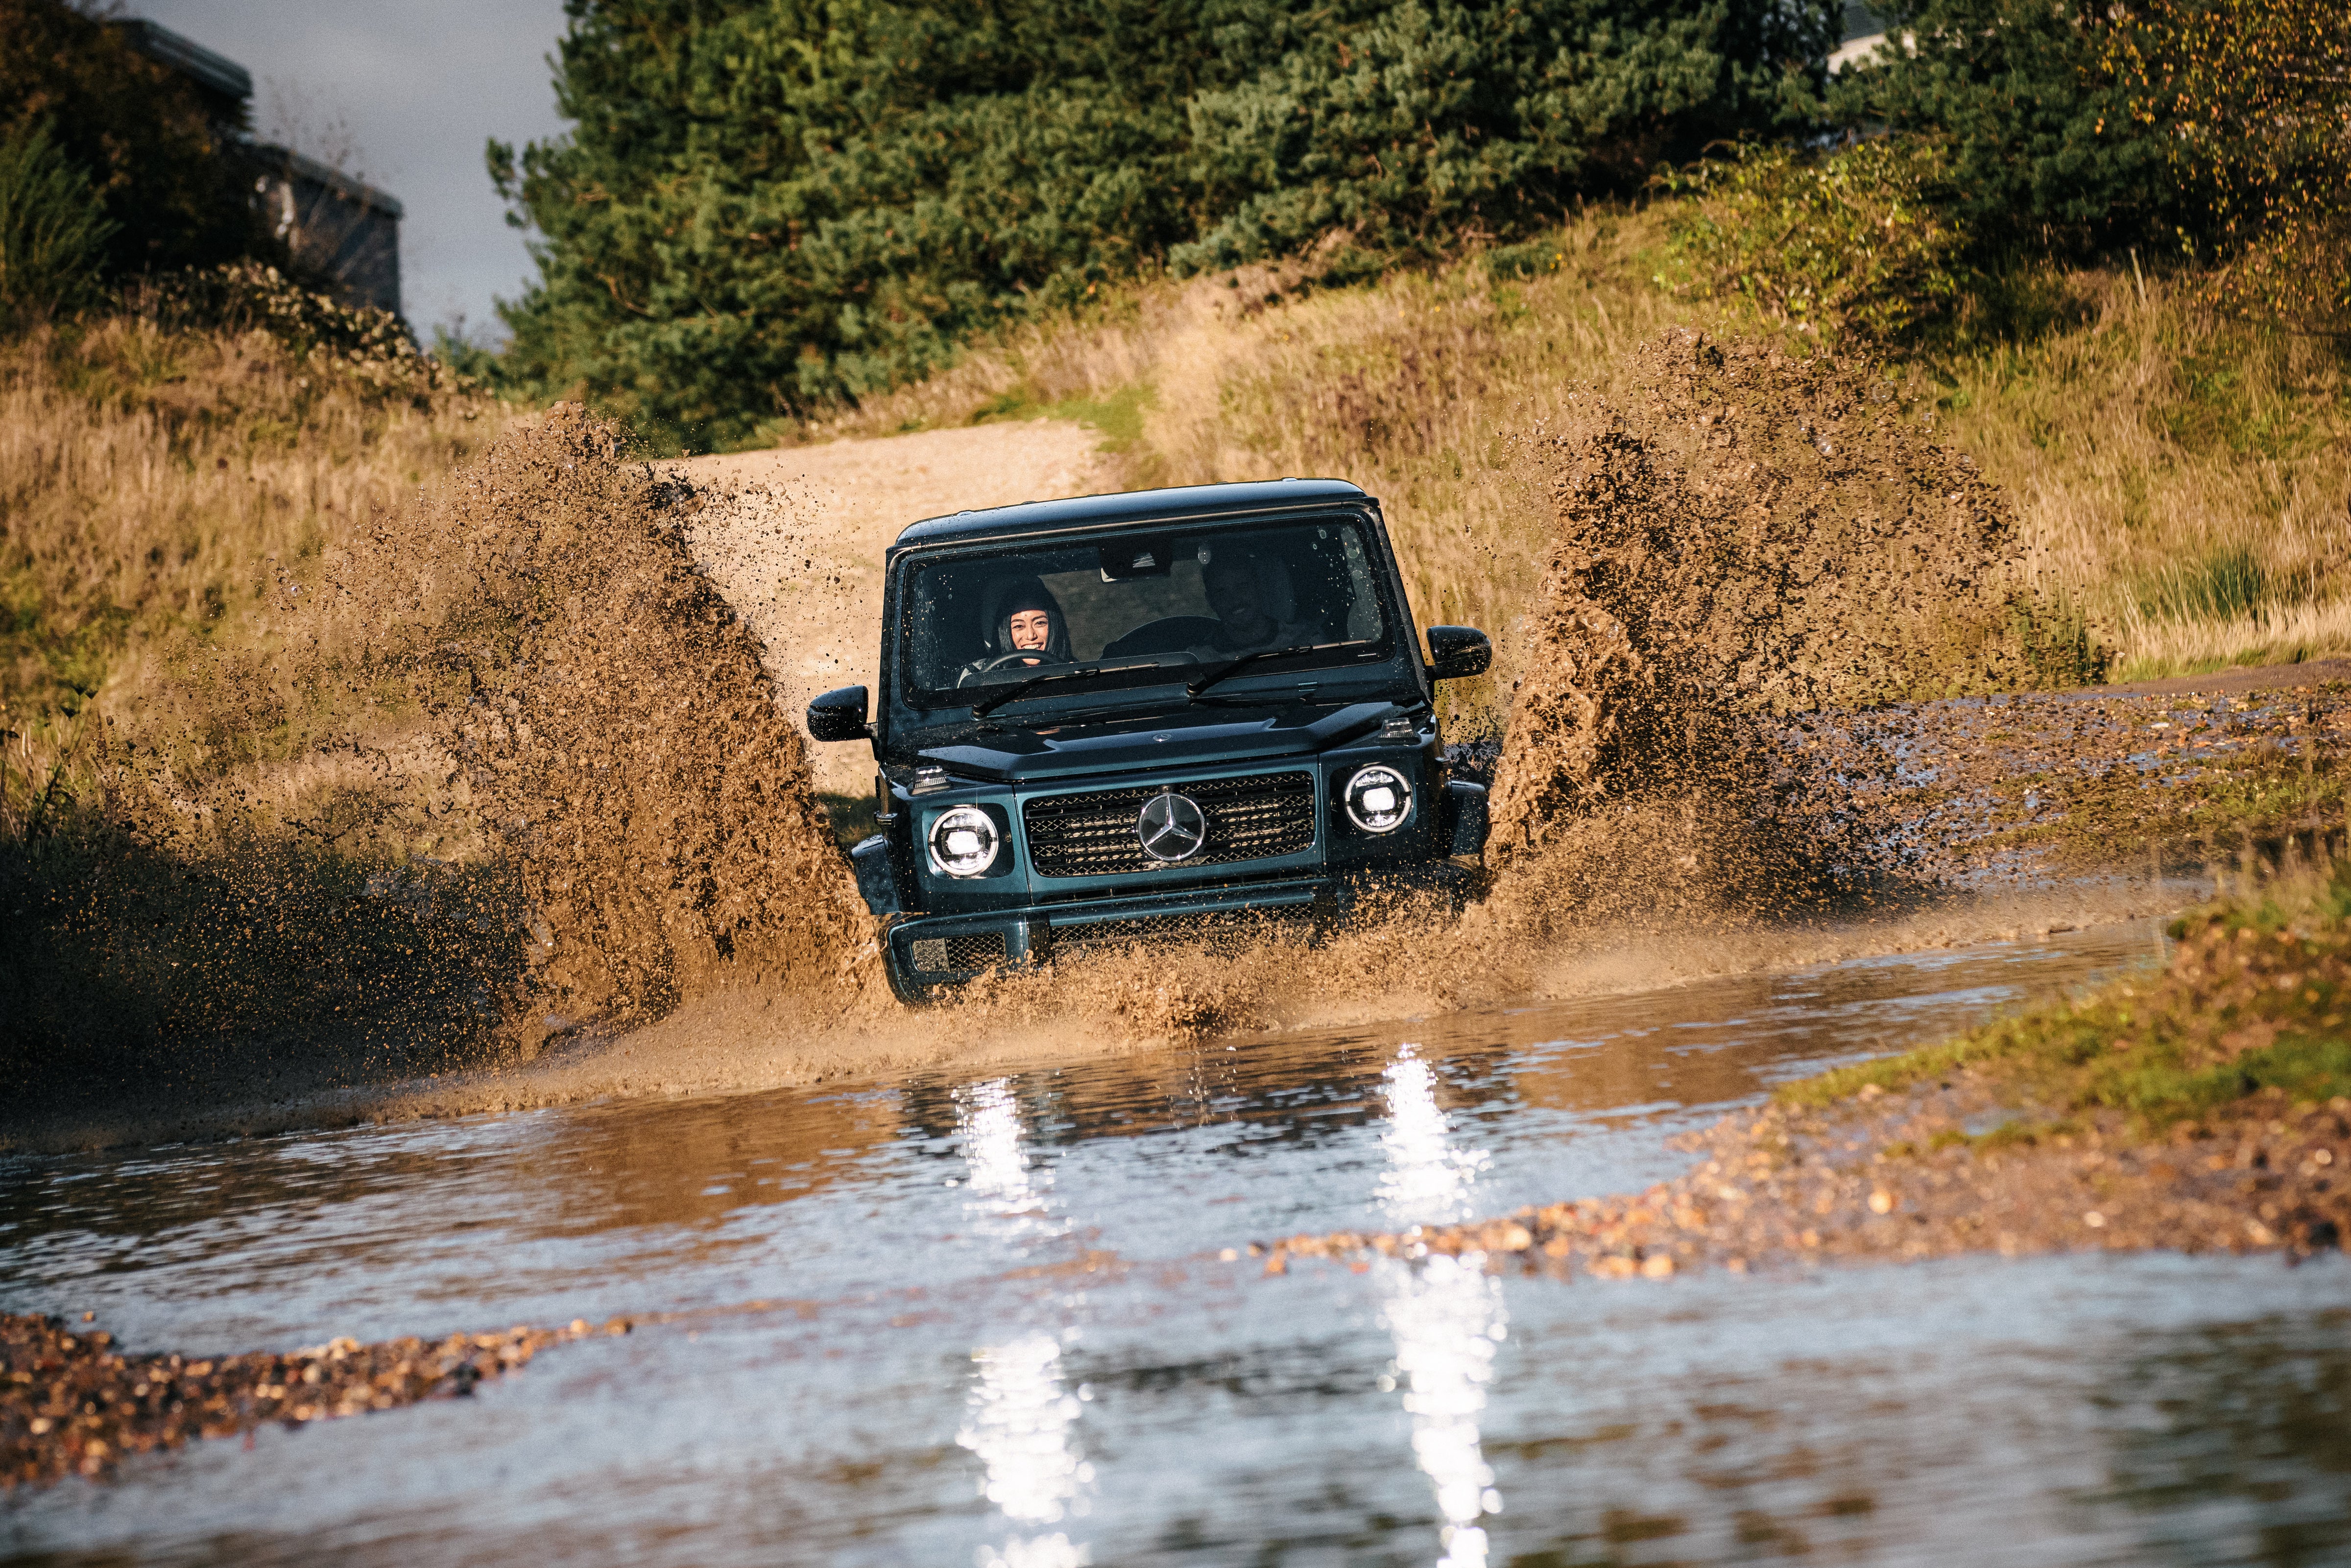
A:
[8,921,2349,1566]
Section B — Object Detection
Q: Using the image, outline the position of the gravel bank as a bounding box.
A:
[1249,1084,2350,1282]
[1,1312,629,1488]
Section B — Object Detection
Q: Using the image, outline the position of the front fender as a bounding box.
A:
[1443,780,1489,860]
[850,835,904,919]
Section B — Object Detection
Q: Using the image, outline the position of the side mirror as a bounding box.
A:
[1425,626,1492,682]
[806,685,871,742]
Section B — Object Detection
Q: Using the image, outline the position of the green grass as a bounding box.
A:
[2134,546,2270,625]
[971,381,1153,452]
[1779,856,2351,1129]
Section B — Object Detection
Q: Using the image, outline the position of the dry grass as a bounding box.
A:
[1936,269,2351,680]
[0,314,515,792]
[824,210,2351,689]
[2114,598,2351,677]
[1,309,526,1093]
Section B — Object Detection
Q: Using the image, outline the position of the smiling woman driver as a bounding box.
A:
[957,577,1072,685]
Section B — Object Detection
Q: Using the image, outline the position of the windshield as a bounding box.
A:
[898,516,1394,710]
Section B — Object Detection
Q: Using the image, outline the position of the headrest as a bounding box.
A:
[1209,548,1295,621]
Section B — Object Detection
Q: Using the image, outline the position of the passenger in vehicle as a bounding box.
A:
[957,577,1071,684]
[1195,549,1324,656]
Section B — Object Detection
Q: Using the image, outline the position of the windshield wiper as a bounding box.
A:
[967,660,1167,719]
[1185,640,1373,700]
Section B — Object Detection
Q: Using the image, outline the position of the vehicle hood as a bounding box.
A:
[914,701,1403,784]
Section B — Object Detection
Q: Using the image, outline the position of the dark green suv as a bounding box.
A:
[805,479,1492,1002]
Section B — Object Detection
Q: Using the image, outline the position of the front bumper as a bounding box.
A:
[885,875,1337,996]
[864,757,1488,1001]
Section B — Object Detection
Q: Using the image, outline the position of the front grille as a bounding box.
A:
[1023,771,1317,879]
[910,931,1008,973]
[1054,904,1317,956]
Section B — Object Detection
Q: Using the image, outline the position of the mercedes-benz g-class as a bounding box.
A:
[805,479,1492,1003]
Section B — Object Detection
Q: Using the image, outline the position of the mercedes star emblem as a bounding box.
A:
[1135,790,1206,862]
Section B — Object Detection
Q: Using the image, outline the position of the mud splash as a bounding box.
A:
[295,405,881,1043]
[6,405,879,1125]
[1481,329,2078,934]
[0,339,2178,1147]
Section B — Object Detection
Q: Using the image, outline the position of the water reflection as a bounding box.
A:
[953,1078,1092,1568]
[2087,1308,2351,1566]
[1376,1046,1508,1568]
[1,929,2237,1568]
[956,1077,1053,1229]
[959,1334,1092,1568]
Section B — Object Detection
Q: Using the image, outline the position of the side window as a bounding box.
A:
[1286,525,1385,642]
[1338,528,1383,641]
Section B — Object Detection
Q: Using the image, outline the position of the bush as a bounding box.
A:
[135,261,446,383]
[0,0,263,280]
[1827,0,2175,259]
[2108,0,2351,336]
[0,120,116,323]
[1660,135,1969,341]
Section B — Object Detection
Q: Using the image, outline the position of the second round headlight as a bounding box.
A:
[1343,764,1413,833]
[927,805,1001,877]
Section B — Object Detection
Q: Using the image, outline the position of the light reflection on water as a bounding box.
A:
[3,927,2349,1566]
[953,1079,1093,1568]
[1376,1048,1506,1568]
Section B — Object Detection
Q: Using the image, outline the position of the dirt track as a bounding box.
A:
[681,422,1115,798]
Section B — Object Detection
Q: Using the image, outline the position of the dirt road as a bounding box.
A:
[681,421,1115,799]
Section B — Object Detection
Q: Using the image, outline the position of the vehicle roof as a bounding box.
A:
[889,478,1370,556]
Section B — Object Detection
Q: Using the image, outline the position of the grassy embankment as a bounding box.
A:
[2,299,512,764]
[1,284,523,1097]
[1790,849,2351,1130]
[822,207,2351,693]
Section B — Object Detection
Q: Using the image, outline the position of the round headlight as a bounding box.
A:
[927,805,1001,877]
[1343,764,1413,833]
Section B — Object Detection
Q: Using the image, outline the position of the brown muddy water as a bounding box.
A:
[7,922,2350,1567]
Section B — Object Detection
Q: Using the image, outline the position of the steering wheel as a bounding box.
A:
[976,651,1050,672]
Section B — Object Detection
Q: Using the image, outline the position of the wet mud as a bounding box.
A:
[1836,681,2350,875]
[11,405,883,1127]
[1480,329,2068,931]
[299,404,881,1036]
[1,1311,628,1488]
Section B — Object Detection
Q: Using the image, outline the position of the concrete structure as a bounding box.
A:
[1829,0,1897,75]
[113,17,405,317]
[248,145,405,316]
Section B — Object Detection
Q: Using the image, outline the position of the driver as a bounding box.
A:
[1195,549,1321,656]
[957,577,1072,685]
